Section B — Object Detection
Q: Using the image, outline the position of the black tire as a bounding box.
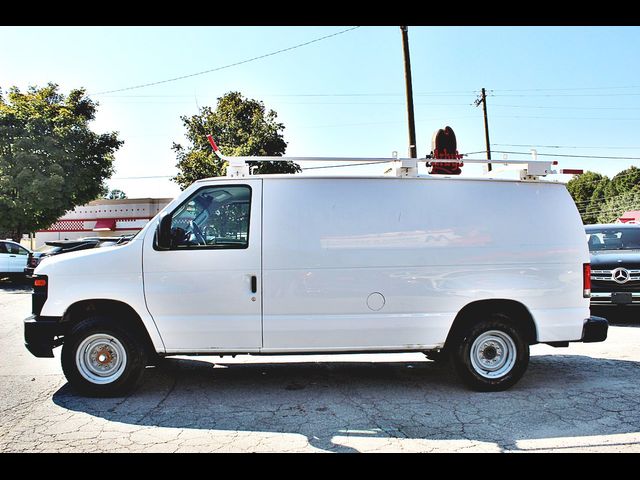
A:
[61,316,148,397]
[451,313,529,392]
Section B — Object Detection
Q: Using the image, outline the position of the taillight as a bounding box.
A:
[583,263,591,298]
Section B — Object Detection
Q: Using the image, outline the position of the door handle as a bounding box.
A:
[251,275,257,294]
[9,255,16,257]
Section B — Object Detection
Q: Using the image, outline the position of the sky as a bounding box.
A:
[2,25,640,199]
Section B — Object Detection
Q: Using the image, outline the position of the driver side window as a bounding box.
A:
[169,185,251,250]
[5,243,28,255]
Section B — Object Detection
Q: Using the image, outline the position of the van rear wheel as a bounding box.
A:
[61,316,147,397]
[452,314,529,392]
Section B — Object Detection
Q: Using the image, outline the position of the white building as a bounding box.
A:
[34,198,172,248]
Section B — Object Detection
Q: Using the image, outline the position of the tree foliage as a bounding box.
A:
[567,171,610,224]
[0,83,122,240]
[172,92,300,189]
[567,166,640,224]
[596,167,640,223]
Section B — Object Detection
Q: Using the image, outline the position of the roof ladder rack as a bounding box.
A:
[206,136,558,180]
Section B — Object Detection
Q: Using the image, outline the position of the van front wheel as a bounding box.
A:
[452,315,529,392]
[61,316,147,396]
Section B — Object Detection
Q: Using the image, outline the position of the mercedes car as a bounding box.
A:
[586,223,640,308]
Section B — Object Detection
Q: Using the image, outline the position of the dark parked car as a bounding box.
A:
[586,223,640,308]
[24,236,133,277]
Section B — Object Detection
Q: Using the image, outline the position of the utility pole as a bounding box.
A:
[400,26,417,158]
[475,87,492,171]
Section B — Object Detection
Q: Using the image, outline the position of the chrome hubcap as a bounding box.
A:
[76,334,127,384]
[470,330,517,379]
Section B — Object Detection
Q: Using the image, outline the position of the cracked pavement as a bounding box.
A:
[2,282,640,452]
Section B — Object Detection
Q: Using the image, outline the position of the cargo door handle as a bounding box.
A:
[251,275,257,294]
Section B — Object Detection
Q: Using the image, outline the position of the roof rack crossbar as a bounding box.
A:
[206,135,557,180]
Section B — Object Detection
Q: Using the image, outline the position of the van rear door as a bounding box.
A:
[143,180,262,352]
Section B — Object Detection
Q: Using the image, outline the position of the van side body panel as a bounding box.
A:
[261,177,589,350]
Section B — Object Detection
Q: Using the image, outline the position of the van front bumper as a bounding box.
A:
[581,315,608,343]
[24,315,64,358]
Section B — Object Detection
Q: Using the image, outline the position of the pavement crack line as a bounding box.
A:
[135,375,179,427]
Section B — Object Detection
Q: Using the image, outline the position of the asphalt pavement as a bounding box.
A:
[1,280,639,453]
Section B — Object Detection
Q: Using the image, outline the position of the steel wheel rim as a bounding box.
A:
[75,333,127,384]
[469,330,517,379]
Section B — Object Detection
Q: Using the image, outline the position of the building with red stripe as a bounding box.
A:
[618,210,640,224]
[35,198,172,248]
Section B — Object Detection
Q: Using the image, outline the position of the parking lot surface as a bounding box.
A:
[1,282,639,453]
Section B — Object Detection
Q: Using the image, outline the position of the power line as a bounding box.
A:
[581,199,640,212]
[491,104,640,111]
[298,115,479,129]
[572,181,640,206]
[490,114,640,121]
[494,143,640,150]
[582,202,640,217]
[97,86,640,98]
[99,91,478,99]
[493,150,640,161]
[92,26,361,96]
[98,99,475,107]
[573,189,638,208]
[493,93,640,98]
[492,85,640,92]
[273,91,476,97]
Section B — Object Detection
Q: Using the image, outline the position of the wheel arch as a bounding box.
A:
[62,299,157,359]
[444,299,538,350]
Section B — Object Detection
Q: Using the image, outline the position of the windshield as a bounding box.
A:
[586,227,640,251]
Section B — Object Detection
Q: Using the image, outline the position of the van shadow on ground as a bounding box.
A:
[53,353,640,452]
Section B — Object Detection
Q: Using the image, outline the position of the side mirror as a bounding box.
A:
[156,212,173,250]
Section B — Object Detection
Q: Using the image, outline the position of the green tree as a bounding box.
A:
[106,188,127,200]
[596,167,640,223]
[584,177,610,224]
[604,166,640,199]
[566,171,611,224]
[0,83,122,241]
[172,91,300,189]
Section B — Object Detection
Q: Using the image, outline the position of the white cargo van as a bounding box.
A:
[24,152,607,395]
